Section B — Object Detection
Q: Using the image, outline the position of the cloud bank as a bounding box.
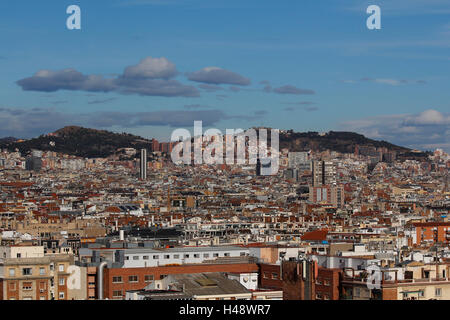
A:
[186,67,251,86]
[340,109,450,152]
[17,57,199,98]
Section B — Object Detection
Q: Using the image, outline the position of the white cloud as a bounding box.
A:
[17,57,199,98]
[404,109,450,125]
[340,109,450,152]
[186,67,251,86]
[122,57,177,79]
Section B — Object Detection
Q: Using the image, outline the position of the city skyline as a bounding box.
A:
[0,0,448,152]
[0,0,449,305]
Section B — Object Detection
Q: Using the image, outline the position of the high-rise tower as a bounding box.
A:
[140,149,147,180]
[312,160,336,186]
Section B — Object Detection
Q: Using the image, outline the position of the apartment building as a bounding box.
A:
[0,246,73,300]
[120,246,250,268]
[411,222,450,245]
[309,185,345,208]
[312,161,336,187]
[341,261,450,300]
[77,245,257,300]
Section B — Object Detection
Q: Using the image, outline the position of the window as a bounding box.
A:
[160,274,168,279]
[128,275,138,283]
[22,268,32,276]
[213,253,219,257]
[40,267,45,275]
[50,263,54,271]
[145,275,154,282]
[16,253,21,258]
[113,290,122,298]
[263,272,269,279]
[240,252,246,256]
[224,252,230,257]
[184,254,190,258]
[39,282,46,290]
[193,254,200,258]
[59,278,65,286]
[153,255,159,260]
[112,276,123,283]
[58,264,64,272]
[125,256,130,261]
[40,296,46,300]
[174,254,180,259]
[271,273,279,280]
[203,254,209,258]
[59,292,65,299]
[143,256,149,260]
[9,282,16,291]
[133,256,139,260]
[435,288,442,297]
[324,279,330,286]
[164,255,170,259]
[22,282,32,290]
[9,268,15,277]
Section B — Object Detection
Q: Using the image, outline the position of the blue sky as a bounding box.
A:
[0,0,449,151]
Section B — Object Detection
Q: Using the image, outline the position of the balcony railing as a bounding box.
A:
[343,275,450,284]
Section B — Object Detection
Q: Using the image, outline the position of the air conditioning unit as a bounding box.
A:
[40,289,45,293]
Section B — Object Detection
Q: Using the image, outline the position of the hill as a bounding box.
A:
[0,126,424,159]
[0,126,153,158]
[0,137,18,144]
[279,130,410,154]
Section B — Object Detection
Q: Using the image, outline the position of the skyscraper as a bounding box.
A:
[140,149,147,180]
[256,158,261,176]
[312,160,336,186]
[25,150,43,172]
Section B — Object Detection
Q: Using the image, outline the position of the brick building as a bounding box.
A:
[412,222,450,245]
[102,262,258,299]
[0,246,73,300]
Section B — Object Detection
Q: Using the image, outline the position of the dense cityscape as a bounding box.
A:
[0,130,448,300]
[1,0,449,309]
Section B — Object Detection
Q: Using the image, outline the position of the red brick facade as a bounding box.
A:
[102,263,259,299]
[413,222,450,245]
[315,268,342,300]
[259,261,320,300]
[258,263,283,290]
